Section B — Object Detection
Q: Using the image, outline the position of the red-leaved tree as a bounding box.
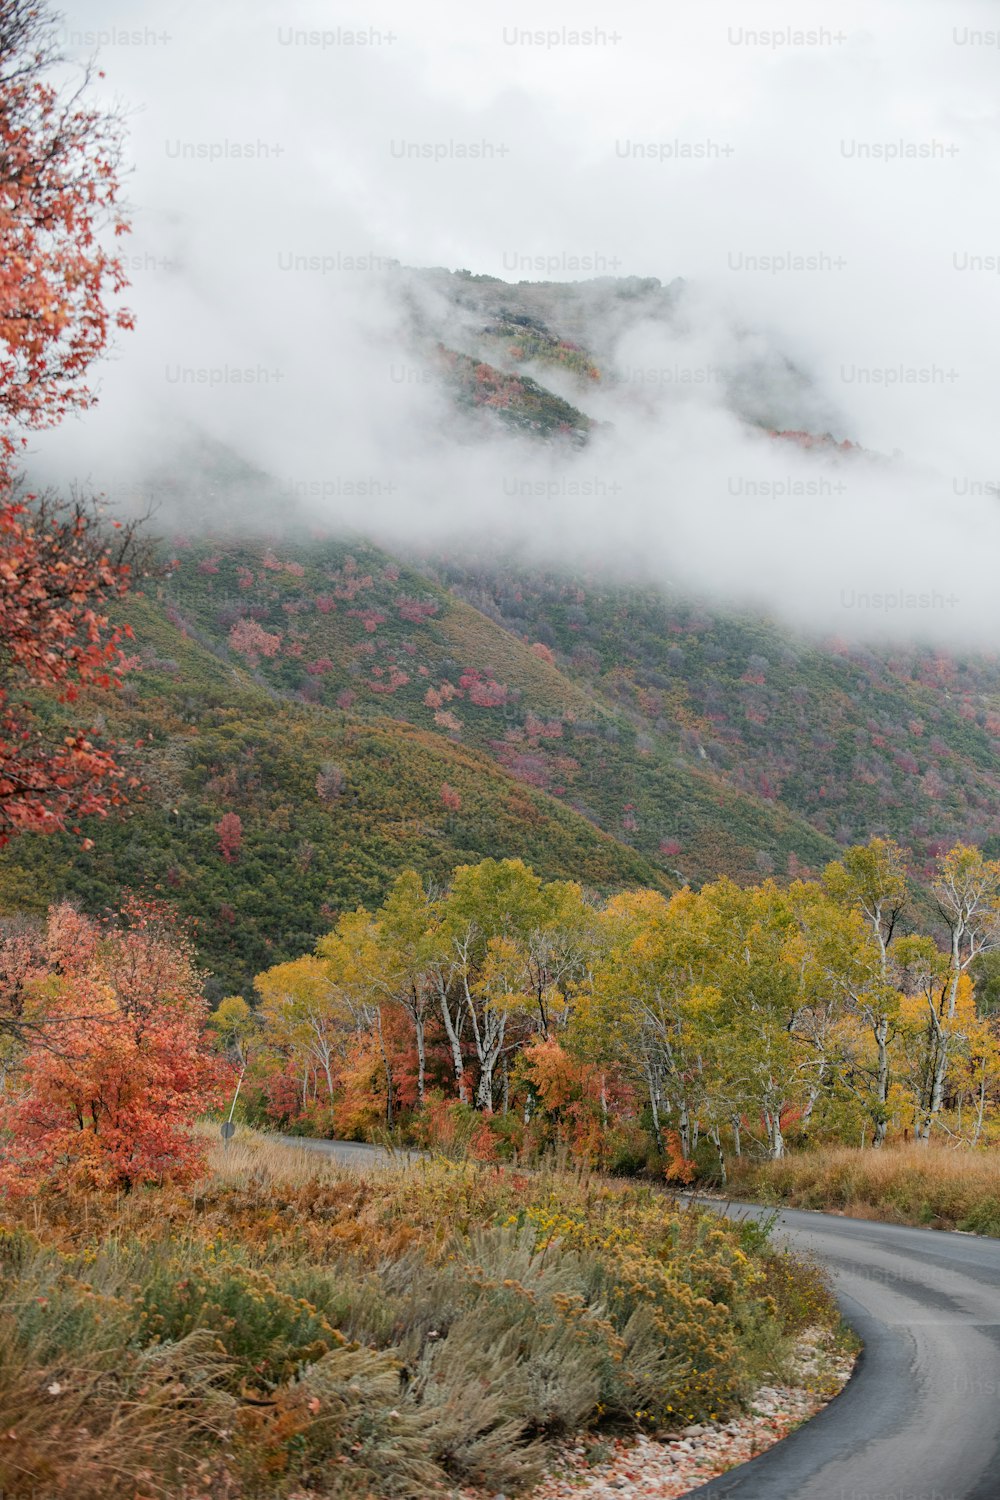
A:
[0,491,143,842]
[0,901,225,1192]
[0,2,140,844]
[0,1,132,453]
[216,811,243,863]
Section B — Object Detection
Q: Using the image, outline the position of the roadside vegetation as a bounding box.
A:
[726,1142,1000,1234]
[0,1133,841,1500]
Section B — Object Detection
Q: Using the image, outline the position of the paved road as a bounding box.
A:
[684,1201,1000,1500]
[273,1134,420,1167]
[270,1139,1000,1499]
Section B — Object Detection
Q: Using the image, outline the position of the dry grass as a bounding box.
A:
[727,1143,1000,1234]
[208,1130,352,1184]
[0,1130,840,1499]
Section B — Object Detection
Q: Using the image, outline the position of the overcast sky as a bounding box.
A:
[32,0,1000,643]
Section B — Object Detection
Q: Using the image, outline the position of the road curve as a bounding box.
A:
[684,1200,1000,1500]
[269,1140,1000,1499]
[273,1134,420,1167]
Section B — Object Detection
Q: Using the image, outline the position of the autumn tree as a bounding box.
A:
[229,617,281,664]
[0,1,132,450]
[0,910,47,1053]
[585,888,698,1157]
[255,956,353,1111]
[208,993,260,1073]
[0,489,148,842]
[911,846,1000,1140]
[440,783,462,813]
[0,902,223,1192]
[520,878,592,1035]
[822,840,909,1144]
[707,880,808,1161]
[0,2,140,842]
[514,1033,617,1164]
[316,908,409,1126]
[215,810,243,863]
[349,870,438,1104]
[440,859,567,1111]
[960,1011,1000,1146]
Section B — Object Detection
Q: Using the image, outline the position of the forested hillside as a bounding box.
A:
[6,520,1000,998]
[0,574,666,996]
[425,552,1000,880]
[7,269,1000,997]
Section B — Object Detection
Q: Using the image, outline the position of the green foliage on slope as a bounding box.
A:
[426,553,1000,882]
[0,584,666,997]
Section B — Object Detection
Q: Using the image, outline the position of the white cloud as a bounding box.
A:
[28,0,1000,644]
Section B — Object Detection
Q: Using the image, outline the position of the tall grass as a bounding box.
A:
[0,1131,841,1498]
[727,1144,1000,1234]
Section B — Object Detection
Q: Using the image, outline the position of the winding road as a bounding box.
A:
[273,1138,1000,1499]
[684,1201,1000,1500]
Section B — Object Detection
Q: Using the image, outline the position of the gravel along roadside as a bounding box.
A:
[521,1325,857,1500]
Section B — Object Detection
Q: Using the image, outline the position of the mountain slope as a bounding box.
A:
[0,527,852,995]
[0,585,668,996]
[423,552,1000,880]
[154,533,846,885]
[7,270,1000,993]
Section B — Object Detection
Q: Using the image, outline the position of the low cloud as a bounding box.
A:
[26,0,1000,645]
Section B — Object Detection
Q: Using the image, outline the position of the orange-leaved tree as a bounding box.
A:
[0,0,132,452]
[0,0,141,844]
[0,901,225,1192]
[0,489,144,842]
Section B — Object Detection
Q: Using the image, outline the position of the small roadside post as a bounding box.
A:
[221,1067,244,1152]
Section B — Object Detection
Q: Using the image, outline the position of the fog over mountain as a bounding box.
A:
[28,0,1000,642]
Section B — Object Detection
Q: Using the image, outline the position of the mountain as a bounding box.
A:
[0,527,846,996]
[423,550,1000,881]
[5,270,1000,993]
[392,264,846,442]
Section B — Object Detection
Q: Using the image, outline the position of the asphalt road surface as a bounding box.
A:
[271,1139,1000,1499]
[666,1201,1000,1500]
[274,1135,418,1167]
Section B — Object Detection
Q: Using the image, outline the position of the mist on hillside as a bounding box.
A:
[26,0,1000,645]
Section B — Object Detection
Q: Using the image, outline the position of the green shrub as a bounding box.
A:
[138,1244,347,1388]
[958,1196,1000,1235]
[0,1141,842,1496]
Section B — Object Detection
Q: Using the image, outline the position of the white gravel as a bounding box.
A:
[519,1325,857,1500]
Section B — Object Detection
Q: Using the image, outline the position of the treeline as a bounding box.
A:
[212,840,1000,1173]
